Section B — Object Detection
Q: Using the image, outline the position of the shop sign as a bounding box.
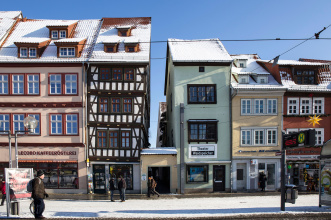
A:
[286,155,319,160]
[283,130,315,149]
[5,168,33,201]
[189,144,217,158]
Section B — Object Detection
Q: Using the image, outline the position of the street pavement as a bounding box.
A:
[1,192,331,219]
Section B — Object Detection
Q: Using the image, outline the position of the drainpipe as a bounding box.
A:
[229,64,233,193]
[180,103,185,194]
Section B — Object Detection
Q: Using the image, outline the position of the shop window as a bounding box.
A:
[109,164,133,190]
[187,165,208,183]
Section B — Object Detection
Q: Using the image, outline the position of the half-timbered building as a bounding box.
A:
[87,17,151,193]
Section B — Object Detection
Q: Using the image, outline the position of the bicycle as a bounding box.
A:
[29,199,34,215]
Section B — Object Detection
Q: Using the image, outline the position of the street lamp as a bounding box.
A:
[14,116,39,168]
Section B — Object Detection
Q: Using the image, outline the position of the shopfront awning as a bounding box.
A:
[19,160,77,163]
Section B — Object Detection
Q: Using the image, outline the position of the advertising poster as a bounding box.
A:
[5,168,33,201]
[320,160,331,205]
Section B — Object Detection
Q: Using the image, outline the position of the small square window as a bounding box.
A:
[51,31,58,39]
[128,47,135,52]
[20,48,28,58]
[199,67,205,72]
[29,48,36,57]
[60,30,66,38]
[107,47,114,52]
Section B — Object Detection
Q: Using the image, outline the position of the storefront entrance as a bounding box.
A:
[213,165,225,192]
[93,164,106,194]
[236,163,246,190]
[148,167,170,193]
[258,163,276,190]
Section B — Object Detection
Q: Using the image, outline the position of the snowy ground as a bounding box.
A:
[0,194,330,219]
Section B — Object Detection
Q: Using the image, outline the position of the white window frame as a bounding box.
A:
[267,99,277,114]
[60,47,75,57]
[313,97,324,114]
[0,74,8,94]
[60,30,66,38]
[29,48,37,58]
[258,76,268,84]
[241,99,251,115]
[51,30,59,39]
[27,74,39,94]
[254,99,265,114]
[0,114,9,134]
[12,74,24,94]
[50,74,62,94]
[241,127,278,146]
[65,74,77,94]
[13,114,24,134]
[300,98,312,115]
[51,114,62,135]
[241,130,251,145]
[28,114,40,135]
[239,75,248,84]
[288,98,299,115]
[20,47,28,58]
[66,114,78,135]
[315,128,324,146]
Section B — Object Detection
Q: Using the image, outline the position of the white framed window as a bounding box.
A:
[29,48,37,57]
[241,130,251,145]
[27,74,39,94]
[254,129,264,145]
[60,30,66,38]
[241,99,251,115]
[65,74,77,94]
[0,114,9,133]
[51,114,62,134]
[13,114,24,133]
[239,76,248,84]
[50,74,62,94]
[241,127,278,146]
[267,99,277,114]
[267,129,277,144]
[0,75,8,94]
[315,128,324,145]
[12,75,24,94]
[301,98,311,115]
[20,48,28,57]
[254,99,265,114]
[66,114,78,134]
[313,98,324,114]
[51,30,58,39]
[258,76,268,84]
[60,47,75,57]
[288,98,299,115]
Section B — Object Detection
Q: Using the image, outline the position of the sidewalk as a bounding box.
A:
[0,193,330,219]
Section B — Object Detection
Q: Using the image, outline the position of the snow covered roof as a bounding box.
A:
[0,11,22,44]
[54,37,86,43]
[168,38,232,63]
[141,147,177,155]
[260,59,327,66]
[46,20,78,27]
[0,19,101,62]
[231,54,284,90]
[14,37,50,44]
[89,17,151,63]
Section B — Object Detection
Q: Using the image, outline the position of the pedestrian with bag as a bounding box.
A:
[118,176,126,202]
[32,170,48,219]
[0,179,6,206]
[259,171,267,192]
[109,177,115,202]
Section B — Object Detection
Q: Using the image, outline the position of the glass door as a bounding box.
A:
[266,164,276,190]
[93,164,106,194]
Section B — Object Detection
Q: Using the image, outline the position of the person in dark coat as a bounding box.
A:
[117,176,126,202]
[259,171,267,192]
[0,179,6,206]
[147,177,153,197]
[109,178,115,202]
[32,170,48,219]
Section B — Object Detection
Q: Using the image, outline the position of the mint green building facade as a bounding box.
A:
[164,39,233,193]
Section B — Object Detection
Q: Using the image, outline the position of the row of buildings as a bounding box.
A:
[0,11,329,194]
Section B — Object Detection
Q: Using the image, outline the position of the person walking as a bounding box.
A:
[118,176,126,202]
[0,179,6,206]
[151,176,160,197]
[147,177,153,197]
[109,178,115,202]
[259,171,267,192]
[32,170,48,219]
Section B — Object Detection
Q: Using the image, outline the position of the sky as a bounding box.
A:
[2,0,331,146]
[1,194,329,218]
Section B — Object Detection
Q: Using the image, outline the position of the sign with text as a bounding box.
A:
[5,168,33,201]
[189,144,217,158]
[283,130,315,150]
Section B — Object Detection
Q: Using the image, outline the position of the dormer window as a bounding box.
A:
[239,61,246,68]
[103,41,119,53]
[60,47,75,57]
[15,39,50,59]
[258,76,268,84]
[117,26,132,37]
[124,39,139,53]
[60,30,66,39]
[294,70,316,85]
[238,75,249,84]
[47,21,78,39]
[51,31,58,39]
[54,38,86,58]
